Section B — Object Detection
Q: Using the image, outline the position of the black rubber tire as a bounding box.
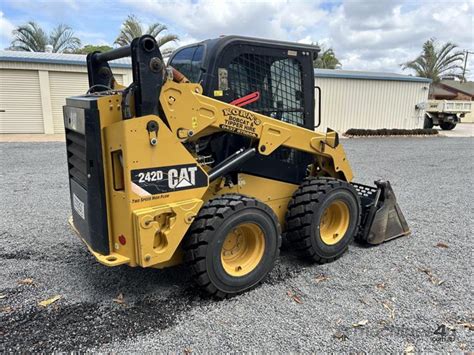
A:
[183,194,281,298]
[423,115,434,129]
[440,122,456,130]
[284,177,360,263]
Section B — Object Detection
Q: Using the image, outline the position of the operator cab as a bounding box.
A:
[169,36,320,185]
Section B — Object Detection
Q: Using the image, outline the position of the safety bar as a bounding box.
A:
[93,45,131,63]
[86,35,164,118]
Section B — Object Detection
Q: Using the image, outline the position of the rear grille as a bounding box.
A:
[66,130,87,188]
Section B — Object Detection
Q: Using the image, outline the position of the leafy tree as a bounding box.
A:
[74,44,113,54]
[10,22,81,53]
[115,15,179,47]
[313,43,341,69]
[402,38,464,83]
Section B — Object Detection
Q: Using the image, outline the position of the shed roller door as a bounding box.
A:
[0,69,43,133]
[50,72,124,133]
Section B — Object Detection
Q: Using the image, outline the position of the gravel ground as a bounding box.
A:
[0,136,473,352]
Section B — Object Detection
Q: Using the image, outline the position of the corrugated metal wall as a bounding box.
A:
[49,72,90,133]
[0,69,44,133]
[0,62,131,134]
[314,77,430,133]
[49,72,124,133]
[0,58,430,134]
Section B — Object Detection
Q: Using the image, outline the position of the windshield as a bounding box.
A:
[169,45,204,83]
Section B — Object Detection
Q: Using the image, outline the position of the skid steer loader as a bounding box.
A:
[64,35,410,297]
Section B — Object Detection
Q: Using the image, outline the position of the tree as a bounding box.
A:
[74,44,113,54]
[402,38,464,83]
[115,15,179,47]
[10,22,81,53]
[313,43,341,69]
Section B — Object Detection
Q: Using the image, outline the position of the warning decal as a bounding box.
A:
[73,193,85,219]
[130,164,208,196]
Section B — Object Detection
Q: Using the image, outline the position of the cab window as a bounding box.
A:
[226,54,305,127]
[169,45,204,83]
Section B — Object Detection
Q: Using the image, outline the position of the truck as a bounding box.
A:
[424,100,472,130]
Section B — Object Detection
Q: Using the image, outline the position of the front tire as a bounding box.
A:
[284,177,360,263]
[440,122,456,130]
[423,115,434,129]
[183,194,281,298]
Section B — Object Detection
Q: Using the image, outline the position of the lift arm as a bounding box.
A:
[159,80,353,182]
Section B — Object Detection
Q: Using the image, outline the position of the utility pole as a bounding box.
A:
[462,50,474,82]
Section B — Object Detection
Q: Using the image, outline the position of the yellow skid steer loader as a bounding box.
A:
[64,35,409,297]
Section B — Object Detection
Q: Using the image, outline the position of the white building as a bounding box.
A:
[314,69,431,133]
[0,50,430,134]
[0,51,132,134]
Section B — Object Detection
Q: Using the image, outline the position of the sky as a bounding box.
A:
[1,0,473,78]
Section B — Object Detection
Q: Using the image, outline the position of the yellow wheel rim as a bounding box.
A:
[221,223,265,277]
[319,200,350,245]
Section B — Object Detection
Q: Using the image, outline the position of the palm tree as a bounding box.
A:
[314,43,341,69]
[10,22,48,52]
[402,38,464,83]
[49,24,82,53]
[115,15,179,47]
[10,22,81,53]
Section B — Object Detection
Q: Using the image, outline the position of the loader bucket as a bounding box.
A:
[352,180,410,245]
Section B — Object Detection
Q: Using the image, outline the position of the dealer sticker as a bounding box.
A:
[220,108,261,138]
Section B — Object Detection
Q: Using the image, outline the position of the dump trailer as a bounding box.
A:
[64,35,409,297]
[424,99,472,130]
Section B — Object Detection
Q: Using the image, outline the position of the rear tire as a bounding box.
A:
[440,122,456,130]
[284,177,360,263]
[423,115,433,129]
[183,194,281,298]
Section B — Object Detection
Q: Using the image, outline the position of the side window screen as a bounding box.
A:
[170,46,204,83]
[270,59,304,126]
[226,53,305,127]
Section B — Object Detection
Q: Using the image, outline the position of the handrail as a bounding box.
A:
[314,85,322,128]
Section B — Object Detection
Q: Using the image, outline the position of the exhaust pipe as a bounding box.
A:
[353,180,410,245]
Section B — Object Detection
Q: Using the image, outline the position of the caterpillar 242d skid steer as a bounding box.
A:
[64,35,409,297]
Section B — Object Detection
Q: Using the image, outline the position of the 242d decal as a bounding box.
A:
[131,164,208,196]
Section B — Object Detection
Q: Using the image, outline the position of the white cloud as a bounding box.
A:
[0,11,15,49]
[119,0,473,78]
[328,0,474,77]
[75,30,110,46]
[120,0,327,44]
[3,0,473,78]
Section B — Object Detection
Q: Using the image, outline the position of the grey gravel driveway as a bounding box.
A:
[0,136,472,352]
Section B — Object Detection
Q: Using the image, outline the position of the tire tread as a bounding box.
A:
[183,194,281,298]
[284,177,360,264]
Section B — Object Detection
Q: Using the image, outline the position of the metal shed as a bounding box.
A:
[314,69,431,133]
[1,51,431,134]
[0,51,132,134]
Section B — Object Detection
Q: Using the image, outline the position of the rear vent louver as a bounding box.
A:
[66,130,87,188]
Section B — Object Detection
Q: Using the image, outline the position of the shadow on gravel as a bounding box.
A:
[1,288,208,352]
[1,248,311,352]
